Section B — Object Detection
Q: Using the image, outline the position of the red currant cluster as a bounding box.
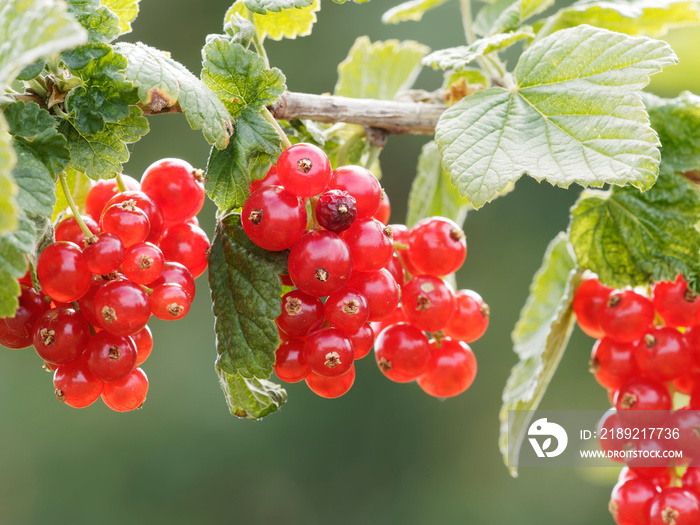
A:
[573,274,700,524]
[0,159,210,412]
[242,143,488,399]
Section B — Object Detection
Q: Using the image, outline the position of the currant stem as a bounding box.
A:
[115,172,128,192]
[246,9,270,69]
[262,107,292,150]
[58,172,94,239]
[459,0,476,45]
[364,143,382,171]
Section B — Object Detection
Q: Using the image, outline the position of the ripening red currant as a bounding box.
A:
[346,269,400,322]
[288,231,352,297]
[147,261,196,300]
[33,307,91,364]
[417,337,476,398]
[141,158,205,225]
[241,186,307,251]
[158,222,210,279]
[101,367,149,412]
[132,325,153,366]
[305,366,355,399]
[599,289,655,343]
[85,331,137,382]
[249,165,280,194]
[374,190,390,225]
[276,290,324,337]
[55,215,99,246]
[328,165,381,219]
[590,337,638,390]
[0,285,50,349]
[347,323,374,360]
[573,277,613,339]
[85,175,140,221]
[37,242,92,302]
[408,217,466,277]
[83,233,125,275]
[121,242,165,285]
[149,283,191,320]
[103,191,165,244]
[375,323,431,383]
[649,488,700,525]
[401,275,456,332]
[100,200,151,248]
[53,356,104,408]
[653,274,700,328]
[609,479,657,525]
[340,218,394,272]
[94,280,151,336]
[324,289,369,335]
[315,189,357,233]
[303,327,354,378]
[442,289,489,343]
[274,339,309,383]
[636,326,691,383]
[615,377,671,426]
[276,143,331,197]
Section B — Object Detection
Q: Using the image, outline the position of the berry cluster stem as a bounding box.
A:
[58,172,94,239]
[115,173,128,193]
[263,107,292,150]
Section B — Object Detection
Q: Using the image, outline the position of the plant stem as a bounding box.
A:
[262,107,292,150]
[59,172,94,239]
[364,143,382,170]
[246,9,270,68]
[115,172,128,192]
[459,0,476,45]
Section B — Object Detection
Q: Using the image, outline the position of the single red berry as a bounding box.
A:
[653,274,700,328]
[590,337,639,390]
[132,325,153,366]
[345,269,400,322]
[370,308,407,338]
[241,186,307,251]
[615,377,671,426]
[147,261,196,300]
[669,409,700,463]
[391,224,421,277]
[328,165,381,219]
[53,356,104,408]
[158,223,210,279]
[100,200,151,248]
[0,285,50,349]
[276,143,331,197]
[609,478,657,525]
[347,323,374,360]
[94,280,150,336]
[305,366,355,399]
[37,242,92,302]
[249,165,280,194]
[85,331,137,382]
[375,323,431,383]
[573,277,614,339]
[54,215,99,247]
[384,253,405,287]
[315,189,357,233]
[33,307,91,364]
[340,218,394,272]
[303,327,354,378]
[401,275,456,332]
[442,289,489,343]
[649,488,700,525]
[78,275,120,327]
[683,464,700,500]
[84,175,140,221]
[276,290,324,337]
[374,190,390,225]
[288,231,352,297]
[674,373,699,395]
[150,283,191,320]
[599,289,654,343]
[121,242,165,285]
[408,217,466,277]
[102,191,165,244]
[274,339,309,383]
[141,158,205,225]
[417,337,477,398]
[101,367,149,412]
[324,289,369,335]
[636,326,691,383]
[83,233,125,275]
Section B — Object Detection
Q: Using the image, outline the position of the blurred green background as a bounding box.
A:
[1,1,698,523]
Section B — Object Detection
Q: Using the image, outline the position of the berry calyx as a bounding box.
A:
[315,189,357,233]
[276,290,324,337]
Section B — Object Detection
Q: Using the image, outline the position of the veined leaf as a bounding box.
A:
[474,0,553,35]
[382,0,451,24]
[115,42,233,150]
[242,0,315,14]
[66,0,120,43]
[435,25,677,209]
[102,0,140,34]
[499,233,579,476]
[52,167,92,220]
[423,29,533,70]
[226,0,320,41]
[224,13,256,45]
[335,36,430,100]
[10,144,56,218]
[0,213,36,317]
[216,368,287,419]
[0,121,19,235]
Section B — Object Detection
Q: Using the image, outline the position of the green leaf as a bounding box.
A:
[242,0,315,14]
[216,368,287,420]
[569,169,700,292]
[474,0,553,35]
[59,105,149,180]
[226,0,320,41]
[208,212,288,379]
[643,91,700,175]
[52,167,92,220]
[224,12,256,45]
[0,120,19,235]
[16,59,45,81]
[382,0,451,24]
[406,141,469,227]
[423,29,533,70]
[115,42,233,150]
[543,0,700,38]
[201,37,286,118]
[335,36,430,100]
[435,25,677,209]
[443,68,489,89]
[66,0,120,43]
[0,0,87,89]
[0,213,36,317]
[10,143,56,218]
[498,233,579,476]
[102,0,140,35]
[205,108,282,211]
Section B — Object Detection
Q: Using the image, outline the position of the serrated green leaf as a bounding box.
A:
[0,120,19,235]
[242,0,315,14]
[11,143,56,218]
[226,0,320,41]
[59,105,149,180]
[102,0,140,35]
[382,0,451,24]
[0,213,36,317]
[474,0,553,35]
[569,169,700,292]
[499,233,579,476]
[224,12,256,45]
[644,91,700,175]
[0,0,87,89]
[435,26,677,209]
[201,38,286,118]
[335,37,430,100]
[66,0,120,43]
[406,141,469,227]
[52,167,92,220]
[115,42,233,150]
[16,59,45,81]
[216,367,287,419]
[209,212,288,380]
[424,29,533,70]
[205,108,282,210]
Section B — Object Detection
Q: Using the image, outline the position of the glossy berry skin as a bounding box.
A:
[599,289,654,343]
[85,175,140,221]
[288,231,352,297]
[370,308,407,338]
[85,331,137,382]
[141,158,205,225]
[590,337,638,390]
[374,190,390,225]
[274,339,309,383]
[276,290,324,337]
[55,215,99,247]
[328,165,381,219]
[670,409,700,463]
[315,189,357,233]
[241,186,307,251]
[121,242,165,285]
[609,479,657,525]
[636,326,691,383]
[442,289,489,343]
[408,217,466,277]
[305,366,355,399]
[324,289,369,335]
[303,327,354,378]
[417,338,477,398]
[249,165,279,194]
[132,325,153,366]
[685,326,700,369]
[33,307,91,364]
[615,377,671,426]
[375,323,431,383]
[384,253,404,287]
[401,275,456,332]
[682,465,700,500]
[348,323,374,360]
[340,218,394,272]
[653,274,700,328]
[53,357,104,408]
[0,285,50,349]
[100,201,150,248]
[103,191,165,244]
[276,143,331,197]
[158,223,210,279]
[573,277,613,339]
[150,283,191,320]
[83,233,125,275]
[94,280,151,336]
[37,242,92,302]
[346,269,400,322]
[649,489,700,525]
[391,224,421,277]
[78,276,115,327]
[147,261,195,300]
[101,367,149,412]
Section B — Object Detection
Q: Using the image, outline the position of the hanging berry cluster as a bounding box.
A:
[573,274,700,524]
[0,159,210,412]
[242,143,488,399]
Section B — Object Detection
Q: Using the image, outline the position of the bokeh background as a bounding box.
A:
[1,1,698,523]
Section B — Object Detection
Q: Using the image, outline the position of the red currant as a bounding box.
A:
[0,285,50,349]
[654,274,700,328]
[103,190,165,244]
[84,175,140,221]
[615,377,671,426]
[150,283,191,320]
[346,269,400,321]
[100,200,151,248]
[33,307,91,364]
[274,339,309,383]
[147,261,196,300]
[374,190,390,225]
[408,217,466,277]
[340,218,394,272]
[141,158,205,225]
[573,277,613,339]
[324,289,369,335]
[249,165,280,194]
[121,242,165,285]
[599,289,654,343]
[288,231,352,297]
[94,280,150,336]
[375,323,431,383]
[132,325,153,366]
[158,222,210,279]
[442,289,489,343]
[590,337,639,390]
[37,242,92,302]
[241,186,307,251]
[347,323,374,360]
[276,290,324,337]
[85,331,137,382]
[276,143,331,197]
[101,367,149,411]
[53,356,104,408]
[315,189,357,233]
[305,366,355,398]
[401,275,456,332]
[328,165,381,219]
[55,215,99,246]
[83,233,125,275]
[649,488,700,525]
[636,327,691,383]
[303,327,354,377]
[384,253,405,287]
[683,465,700,499]
[609,478,657,525]
[417,337,476,398]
